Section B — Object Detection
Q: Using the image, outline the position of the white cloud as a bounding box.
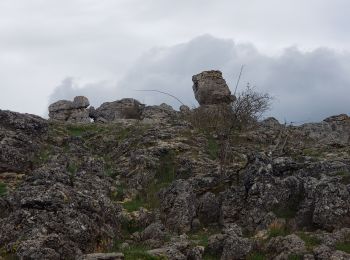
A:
[50,35,350,122]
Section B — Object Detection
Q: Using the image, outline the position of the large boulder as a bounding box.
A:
[90,98,144,122]
[192,70,235,106]
[159,180,197,233]
[0,110,48,173]
[48,96,90,123]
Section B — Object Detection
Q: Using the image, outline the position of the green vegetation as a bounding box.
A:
[66,124,104,137]
[335,241,350,253]
[122,195,145,212]
[268,225,289,238]
[302,148,323,158]
[203,252,220,260]
[334,171,350,185]
[189,227,221,248]
[0,182,7,196]
[67,162,78,186]
[297,232,321,250]
[272,207,298,219]
[246,252,267,260]
[33,145,53,165]
[287,254,303,260]
[207,135,219,160]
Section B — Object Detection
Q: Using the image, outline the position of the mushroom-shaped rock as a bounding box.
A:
[192,70,235,106]
[73,96,90,109]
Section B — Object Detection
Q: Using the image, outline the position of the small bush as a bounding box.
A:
[0,182,7,196]
[207,135,219,160]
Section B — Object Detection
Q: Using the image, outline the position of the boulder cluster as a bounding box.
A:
[1,70,350,259]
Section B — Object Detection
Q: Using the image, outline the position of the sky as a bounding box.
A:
[1,0,350,123]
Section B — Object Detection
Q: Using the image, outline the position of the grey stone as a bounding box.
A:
[192,70,235,106]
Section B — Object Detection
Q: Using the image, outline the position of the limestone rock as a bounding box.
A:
[92,98,144,121]
[192,70,235,105]
[159,180,197,233]
[48,96,90,123]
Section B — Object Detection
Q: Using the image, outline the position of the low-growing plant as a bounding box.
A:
[0,182,7,196]
[335,240,350,253]
[287,254,303,260]
[246,252,267,260]
[297,232,321,250]
[122,195,145,212]
[268,221,289,238]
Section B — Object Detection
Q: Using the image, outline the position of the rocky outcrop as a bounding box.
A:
[49,96,91,123]
[0,165,121,259]
[192,70,235,106]
[159,180,197,234]
[0,109,48,173]
[89,98,144,122]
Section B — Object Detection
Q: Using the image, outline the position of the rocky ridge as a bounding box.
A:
[0,71,350,259]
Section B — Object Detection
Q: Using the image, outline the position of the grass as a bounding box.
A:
[272,207,298,219]
[207,135,219,160]
[297,232,321,250]
[302,148,323,158]
[132,151,177,210]
[0,182,7,196]
[268,222,290,238]
[334,171,350,185]
[122,195,145,212]
[288,254,303,260]
[335,241,350,253]
[203,252,220,260]
[66,124,104,137]
[246,252,267,260]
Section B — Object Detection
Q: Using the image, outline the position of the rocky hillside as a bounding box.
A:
[1,71,350,260]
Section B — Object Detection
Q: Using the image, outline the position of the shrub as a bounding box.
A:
[335,241,350,253]
[297,232,321,250]
[247,252,267,260]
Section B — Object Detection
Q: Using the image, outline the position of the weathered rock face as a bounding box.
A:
[159,180,197,234]
[48,96,90,123]
[192,70,235,106]
[0,165,121,259]
[0,109,48,173]
[90,98,144,122]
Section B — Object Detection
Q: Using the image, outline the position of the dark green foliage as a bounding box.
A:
[203,252,220,260]
[122,195,145,212]
[247,252,267,260]
[272,207,298,219]
[0,182,7,196]
[297,232,321,250]
[268,226,290,238]
[335,241,350,253]
[207,135,219,160]
[334,171,350,185]
[287,254,303,260]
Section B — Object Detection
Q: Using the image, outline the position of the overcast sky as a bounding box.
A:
[1,0,350,122]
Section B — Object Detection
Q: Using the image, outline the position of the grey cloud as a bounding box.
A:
[49,35,350,123]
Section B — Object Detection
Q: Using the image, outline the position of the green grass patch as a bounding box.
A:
[287,254,303,260]
[268,226,290,238]
[302,148,323,157]
[297,232,321,250]
[189,227,221,247]
[0,182,7,196]
[335,241,350,253]
[66,124,105,137]
[207,135,219,160]
[334,171,350,185]
[203,252,220,260]
[142,151,177,209]
[122,195,145,212]
[272,207,298,219]
[247,252,267,260]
